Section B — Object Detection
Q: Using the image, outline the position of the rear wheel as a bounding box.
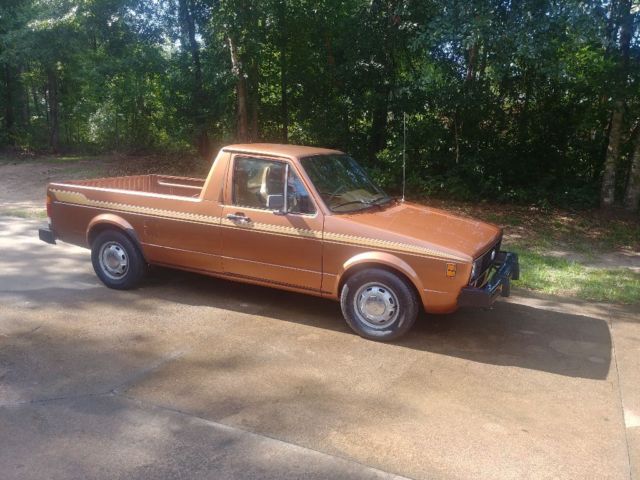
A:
[91,229,146,289]
[340,268,419,341]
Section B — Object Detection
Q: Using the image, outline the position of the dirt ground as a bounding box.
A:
[0,154,205,217]
[0,156,113,217]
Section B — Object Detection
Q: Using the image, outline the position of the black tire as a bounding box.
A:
[340,268,419,341]
[91,229,146,290]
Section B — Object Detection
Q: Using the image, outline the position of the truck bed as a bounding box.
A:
[61,174,205,198]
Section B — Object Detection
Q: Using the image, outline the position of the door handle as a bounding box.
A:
[226,213,251,224]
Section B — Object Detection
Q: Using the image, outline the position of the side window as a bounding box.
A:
[287,169,316,215]
[232,155,316,214]
[232,156,285,210]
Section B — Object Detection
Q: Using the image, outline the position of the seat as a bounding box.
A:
[233,169,255,207]
[259,165,284,205]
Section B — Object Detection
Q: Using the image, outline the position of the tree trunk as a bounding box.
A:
[179,0,210,157]
[18,65,29,128]
[618,0,632,71]
[453,111,461,164]
[601,0,633,207]
[31,85,41,119]
[4,63,14,141]
[465,41,479,84]
[369,83,390,158]
[367,0,397,159]
[604,0,619,55]
[601,102,623,206]
[43,84,49,125]
[278,0,288,143]
[179,0,203,91]
[280,50,288,143]
[248,58,259,141]
[114,113,119,150]
[228,35,249,142]
[624,124,640,211]
[47,67,59,152]
[478,43,488,83]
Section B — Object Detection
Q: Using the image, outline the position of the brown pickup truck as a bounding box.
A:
[39,143,518,341]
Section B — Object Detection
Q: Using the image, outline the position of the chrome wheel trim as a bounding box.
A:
[353,282,400,329]
[98,241,129,280]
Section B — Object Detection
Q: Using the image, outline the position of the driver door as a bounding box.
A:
[221,154,323,291]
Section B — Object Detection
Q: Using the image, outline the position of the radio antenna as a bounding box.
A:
[402,112,407,202]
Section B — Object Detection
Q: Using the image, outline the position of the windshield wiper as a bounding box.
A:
[332,196,392,212]
[370,195,393,206]
[332,199,373,210]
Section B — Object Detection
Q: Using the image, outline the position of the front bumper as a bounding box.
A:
[38,226,56,245]
[457,251,519,308]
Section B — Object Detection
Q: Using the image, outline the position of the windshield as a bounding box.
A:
[300,154,391,213]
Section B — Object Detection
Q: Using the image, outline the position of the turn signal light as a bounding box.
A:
[446,263,456,277]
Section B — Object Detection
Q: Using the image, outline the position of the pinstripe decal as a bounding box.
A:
[322,232,466,260]
[51,189,466,261]
[219,218,322,239]
[52,189,222,225]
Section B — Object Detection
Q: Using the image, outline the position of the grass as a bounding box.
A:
[0,208,48,219]
[60,163,108,178]
[512,248,640,304]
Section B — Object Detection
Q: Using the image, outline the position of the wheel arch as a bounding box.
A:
[336,252,425,305]
[86,214,146,260]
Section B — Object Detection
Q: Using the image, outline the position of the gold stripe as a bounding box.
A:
[323,232,465,261]
[52,189,222,225]
[51,189,465,261]
[220,218,321,239]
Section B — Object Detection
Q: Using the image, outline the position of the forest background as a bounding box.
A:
[1,0,640,211]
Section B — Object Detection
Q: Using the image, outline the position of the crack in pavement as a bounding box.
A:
[112,391,414,480]
[608,311,635,480]
[2,392,105,408]
[2,387,413,479]
[0,350,186,408]
[109,349,186,395]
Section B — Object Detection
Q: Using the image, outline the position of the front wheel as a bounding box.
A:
[91,229,146,290]
[340,268,419,341]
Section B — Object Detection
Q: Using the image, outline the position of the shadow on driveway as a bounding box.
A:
[7,265,612,381]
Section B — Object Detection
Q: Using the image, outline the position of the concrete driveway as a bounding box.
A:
[0,215,638,480]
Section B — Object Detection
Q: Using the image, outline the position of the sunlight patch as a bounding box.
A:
[624,409,640,428]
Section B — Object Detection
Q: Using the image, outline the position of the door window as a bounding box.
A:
[232,156,315,214]
[232,157,284,209]
[287,169,315,214]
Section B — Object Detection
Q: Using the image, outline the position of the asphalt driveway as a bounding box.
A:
[0,216,638,479]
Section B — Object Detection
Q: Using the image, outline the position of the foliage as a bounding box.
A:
[1,0,639,208]
[512,249,640,304]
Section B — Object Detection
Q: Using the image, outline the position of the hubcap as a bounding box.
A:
[353,282,400,329]
[99,241,128,280]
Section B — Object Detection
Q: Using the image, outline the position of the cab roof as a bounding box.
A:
[222,143,344,159]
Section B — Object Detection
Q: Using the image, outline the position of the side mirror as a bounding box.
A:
[267,194,285,212]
